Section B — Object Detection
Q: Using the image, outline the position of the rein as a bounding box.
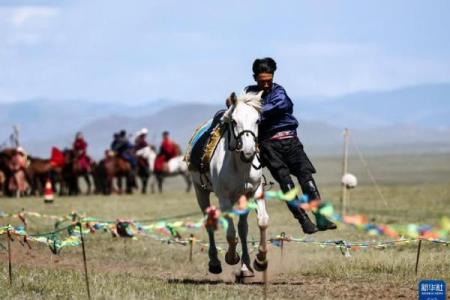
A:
[225,120,262,170]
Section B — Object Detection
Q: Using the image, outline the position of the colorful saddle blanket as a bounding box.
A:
[186,110,226,172]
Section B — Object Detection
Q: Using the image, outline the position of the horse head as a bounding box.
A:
[222,91,263,162]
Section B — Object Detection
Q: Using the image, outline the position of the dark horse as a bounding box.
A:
[0,149,14,196]
[137,156,151,194]
[95,155,136,195]
[61,149,92,195]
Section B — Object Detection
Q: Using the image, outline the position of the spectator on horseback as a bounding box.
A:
[112,130,137,169]
[154,131,178,173]
[245,57,336,234]
[73,132,91,172]
[134,128,149,152]
[160,131,178,159]
[7,146,30,194]
[110,133,120,152]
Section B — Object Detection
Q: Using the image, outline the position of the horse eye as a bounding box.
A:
[256,119,261,125]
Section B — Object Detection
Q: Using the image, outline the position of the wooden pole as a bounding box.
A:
[415,239,422,276]
[263,268,268,300]
[13,125,20,147]
[189,234,194,262]
[280,232,285,267]
[78,222,91,300]
[340,128,349,216]
[7,229,12,286]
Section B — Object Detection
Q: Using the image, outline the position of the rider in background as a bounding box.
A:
[160,131,178,158]
[245,57,336,234]
[134,128,149,151]
[111,130,137,169]
[8,147,29,194]
[73,132,91,172]
[154,131,178,173]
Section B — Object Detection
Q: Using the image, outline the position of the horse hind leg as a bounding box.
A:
[157,174,163,193]
[193,182,221,274]
[125,174,133,194]
[84,173,91,195]
[141,177,148,194]
[184,172,192,193]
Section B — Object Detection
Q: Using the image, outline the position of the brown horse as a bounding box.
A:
[0,170,5,196]
[0,149,14,196]
[95,154,136,195]
[0,148,31,197]
[26,156,61,195]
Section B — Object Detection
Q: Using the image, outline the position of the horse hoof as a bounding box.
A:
[208,262,222,274]
[253,258,268,272]
[225,252,240,265]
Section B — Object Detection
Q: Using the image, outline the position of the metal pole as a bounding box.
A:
[340,128,349,216]
[78,222,91,300]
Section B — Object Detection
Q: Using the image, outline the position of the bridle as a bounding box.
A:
[225,118,262,169]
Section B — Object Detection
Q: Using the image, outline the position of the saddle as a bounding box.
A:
[185,110,226,173]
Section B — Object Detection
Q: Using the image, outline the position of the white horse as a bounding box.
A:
[190,91,269,277]
[136,145,192,193]
[136,146,157,173]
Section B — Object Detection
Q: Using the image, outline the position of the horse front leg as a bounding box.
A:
[253,185,269,272]
[157,174,163,193]
[84,173,91,195]
[125,174,133,194]
[116,176,123,194]
[207,228,221,274]
[237,211,254,277]
[141,176,148,194]
[224,215,240,266]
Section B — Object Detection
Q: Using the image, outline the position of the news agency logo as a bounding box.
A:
[419,280,446,300]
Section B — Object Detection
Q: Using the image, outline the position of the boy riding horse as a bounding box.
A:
[245,57,336,234]
[154,131,179,173]
[73,132,91,172]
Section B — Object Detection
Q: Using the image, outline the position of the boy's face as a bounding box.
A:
[254,72,273,92]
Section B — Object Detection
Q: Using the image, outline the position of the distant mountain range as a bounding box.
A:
[295,83,450,129]
[0,98,173,144]
[1,83,449,158]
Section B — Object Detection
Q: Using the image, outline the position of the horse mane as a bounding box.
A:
[237,92,262,113]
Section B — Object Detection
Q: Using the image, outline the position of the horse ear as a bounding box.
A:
[225,92,237,108]
[230,92,237,106]
[257,90,263,100]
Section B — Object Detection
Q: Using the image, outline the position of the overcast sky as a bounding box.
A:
[1,0,449,104]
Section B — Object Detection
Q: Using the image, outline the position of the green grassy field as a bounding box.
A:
[1,153,449,299]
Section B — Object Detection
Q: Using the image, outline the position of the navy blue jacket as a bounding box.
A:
[245,83,298,141]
